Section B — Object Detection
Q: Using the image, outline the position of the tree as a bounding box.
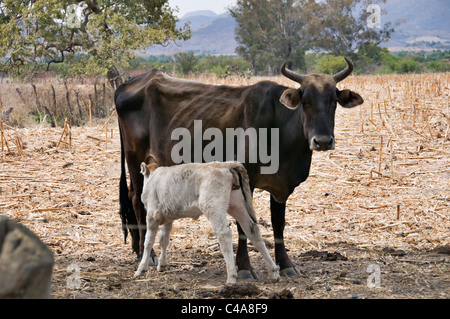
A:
[174,51,198,75]
[230,0,397,74]
[315,55,348,74]
[230,0,308,74]
[0,0,190,86]
[303,0,395,59]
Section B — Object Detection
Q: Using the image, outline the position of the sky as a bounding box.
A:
[168,0,237,17]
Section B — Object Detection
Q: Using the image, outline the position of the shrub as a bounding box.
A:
[427,61,450,72]
[315,55,347,75]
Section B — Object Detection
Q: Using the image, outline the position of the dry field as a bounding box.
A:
[0,72,449,299]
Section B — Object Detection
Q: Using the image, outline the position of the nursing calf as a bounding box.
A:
[134,162,280,284]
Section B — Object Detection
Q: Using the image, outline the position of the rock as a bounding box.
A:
[269,289,294,299]
[299,250,348,261]
[431,244,450,255]
[218,283,261,298]
[382,247,407,256]
[0,216,54,298]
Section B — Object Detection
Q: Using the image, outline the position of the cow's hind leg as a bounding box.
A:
[236,224,258,279]
[134,216,159,277]
[229,193,279,282]
[157,222,173,272]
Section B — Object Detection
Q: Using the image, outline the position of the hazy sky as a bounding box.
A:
[168,0,237,17]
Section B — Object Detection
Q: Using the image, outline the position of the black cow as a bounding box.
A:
[115,58,364,277]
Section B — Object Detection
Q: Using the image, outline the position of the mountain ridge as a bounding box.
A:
[145,2,450,55]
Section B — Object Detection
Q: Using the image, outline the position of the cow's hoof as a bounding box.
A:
[237,269,259,280]
[280,266,300,277]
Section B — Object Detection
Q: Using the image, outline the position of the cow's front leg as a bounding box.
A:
[236,223,259,280]
[270,196,300,277]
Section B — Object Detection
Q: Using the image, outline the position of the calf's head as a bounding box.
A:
[140,162,159,178]
[279,58,364,151]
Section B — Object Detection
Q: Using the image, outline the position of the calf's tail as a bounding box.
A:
[231,164,257,223]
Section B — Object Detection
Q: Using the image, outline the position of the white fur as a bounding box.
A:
[134,162,279,284]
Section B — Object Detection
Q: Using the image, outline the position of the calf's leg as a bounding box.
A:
[157,222,173,272]
[205,211,238,284]
[126,151,157,265]
[134,215,159,277]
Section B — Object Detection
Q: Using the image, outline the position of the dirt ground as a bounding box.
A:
[1,73,449,299]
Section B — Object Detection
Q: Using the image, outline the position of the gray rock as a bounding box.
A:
[0,216,54,298]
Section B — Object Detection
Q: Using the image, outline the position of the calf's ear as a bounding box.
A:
[140,162,150,177]
[337,89,364,108]
[280,88,301,110]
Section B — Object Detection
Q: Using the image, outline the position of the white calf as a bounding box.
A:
[134,161,279,284]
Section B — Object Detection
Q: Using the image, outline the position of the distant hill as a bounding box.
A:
[145,1,450,56]
[382,0,450,50]
[145,11,238,55]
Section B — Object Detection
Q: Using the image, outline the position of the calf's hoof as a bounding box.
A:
[157,264,167,272]
[148,254,158,267]
[280,266,300,277]
[237,269,259,280]
[226,274,238,285]
[270,270,281,283]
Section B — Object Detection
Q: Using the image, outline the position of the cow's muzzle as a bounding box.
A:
[310,135,335,151]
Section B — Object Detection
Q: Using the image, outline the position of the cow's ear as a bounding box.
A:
[280,88,301,110]
[337,89,364,108]
[140,162,150,177]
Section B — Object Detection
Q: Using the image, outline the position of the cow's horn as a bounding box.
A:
[333,57,354,83]
[281,63,305,85]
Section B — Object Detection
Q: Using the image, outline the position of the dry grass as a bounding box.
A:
[0,78,115,127]
[0,72,449,298]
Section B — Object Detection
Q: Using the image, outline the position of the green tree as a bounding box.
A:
[315,55,348,74]
[304,0,395,59]
[356,41,390,73]
[427,61,450,72]
[230,0,397,75]
[174,51,198,75]
[0,0,190,86]
[230,0,307,74]
[397,58,420,73]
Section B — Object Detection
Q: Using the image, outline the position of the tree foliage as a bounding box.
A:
[304,0,394,59]
[0,0,190,85]
[230,0,396,74]
[230,0,307,74]
[174,51,198,74]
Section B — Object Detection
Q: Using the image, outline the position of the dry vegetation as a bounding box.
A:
[0,75,116,128]
[0,72,449,299]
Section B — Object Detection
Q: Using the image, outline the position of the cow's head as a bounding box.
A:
[279,58,364,151]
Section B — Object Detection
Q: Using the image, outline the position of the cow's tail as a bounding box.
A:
[232,164,257,223]
[118,122,133,244]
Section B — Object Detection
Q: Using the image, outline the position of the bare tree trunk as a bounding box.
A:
[4,107,13,124]
[107,66,123,90]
